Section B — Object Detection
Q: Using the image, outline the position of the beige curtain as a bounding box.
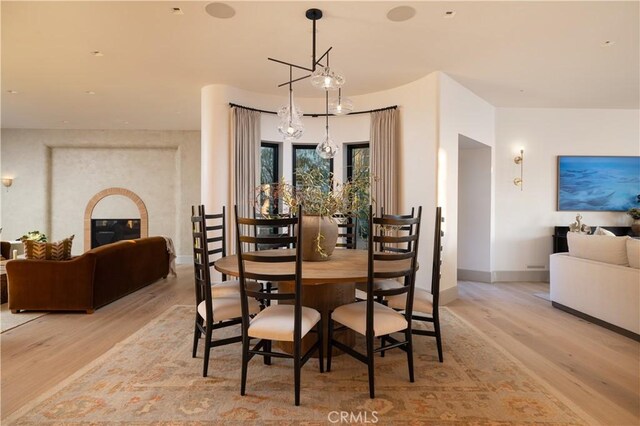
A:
[370,108,398,214]
[231,107,261,219]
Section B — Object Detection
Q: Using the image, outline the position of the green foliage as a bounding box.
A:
[20,230,47,242]
[627,208,640,220]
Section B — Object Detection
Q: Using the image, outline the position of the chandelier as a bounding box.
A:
[268,8,353,159]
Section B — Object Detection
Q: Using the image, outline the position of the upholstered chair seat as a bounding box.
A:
[248,304,321,342]
[332,301,408,337]
[197,296,261,323]
[211,279,261,298]
[386,288,433,314]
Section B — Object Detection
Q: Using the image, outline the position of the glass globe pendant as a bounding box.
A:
[316,90,339,159]
[277,68,304,140]
[310,66,345,91]
[328,88,354,115]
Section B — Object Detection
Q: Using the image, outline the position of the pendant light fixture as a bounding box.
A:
[328,88,354,115]
[277,66,304,140]
[268,8,353,159]
[316,91,339,159]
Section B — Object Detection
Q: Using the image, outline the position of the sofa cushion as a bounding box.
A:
[627,238,640,269]
[567,232,629,266]
[24,235,74,260]
[593,226,615,236]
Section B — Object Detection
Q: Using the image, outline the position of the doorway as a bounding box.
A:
[457,135,492,283]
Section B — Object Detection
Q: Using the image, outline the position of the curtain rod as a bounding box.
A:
[228,103,397,117]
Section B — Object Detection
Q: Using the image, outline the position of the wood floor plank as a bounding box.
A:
[1,271,638,425]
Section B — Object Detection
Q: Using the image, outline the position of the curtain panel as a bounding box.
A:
[231,107,261,219]
[370,108,399,215]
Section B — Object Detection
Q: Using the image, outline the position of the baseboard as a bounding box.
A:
[439,286,458,306]
[457,269,492,283]
[551,301,640,342]
[492,270,549,283]
[175,255,192,265]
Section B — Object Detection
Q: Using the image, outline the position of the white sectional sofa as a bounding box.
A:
[550,233,640,340]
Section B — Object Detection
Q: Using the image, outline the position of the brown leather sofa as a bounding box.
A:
[7,237,170,313]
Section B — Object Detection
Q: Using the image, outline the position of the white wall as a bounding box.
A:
[458,138,492,277]
[0,129,200,257]
[494,108,640,278]
[438,73,496,296]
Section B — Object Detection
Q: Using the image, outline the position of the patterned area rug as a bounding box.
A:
[6,305,594,425]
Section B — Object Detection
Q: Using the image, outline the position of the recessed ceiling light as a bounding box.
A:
[7,90,18,94]
[172,7,184,15]
[62,120,69,123]
[205,2,235,19]
[387,6,416,22]
[124,121,129,125]
[90,51,104,57]
[601,40,615,47]
[85,91,96,95]
[444,10,456,19]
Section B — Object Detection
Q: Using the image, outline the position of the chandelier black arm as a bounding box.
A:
[314,47,332,68]
[277,74,312,88]
[268,57,313,73]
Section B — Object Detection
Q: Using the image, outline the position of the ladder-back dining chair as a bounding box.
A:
[334,213,357,249]
[235,205,323,406]
[386,207,444,362]
[327,205,422,398]
[191,205,261,377]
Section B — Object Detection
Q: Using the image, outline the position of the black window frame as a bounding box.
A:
[346,143,370,181]
[292,144,334,188]
[260,142,280,185]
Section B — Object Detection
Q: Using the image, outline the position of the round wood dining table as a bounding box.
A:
[214,248,413,356]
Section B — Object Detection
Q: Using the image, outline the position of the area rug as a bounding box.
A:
[0,305,47,333]
[5,305,596,425]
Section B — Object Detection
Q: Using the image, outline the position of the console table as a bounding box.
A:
[552,226,632,253]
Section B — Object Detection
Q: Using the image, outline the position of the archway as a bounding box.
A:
[84,187,148,251]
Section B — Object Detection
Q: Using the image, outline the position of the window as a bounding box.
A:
[260,142,279,185]
[259,142,280,217]
[292,144,333,190]
[346,143,370,247]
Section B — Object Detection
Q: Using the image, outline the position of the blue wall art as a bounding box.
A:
[557,156,640,211]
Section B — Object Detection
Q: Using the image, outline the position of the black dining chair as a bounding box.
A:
[235,205,323,406]
[327,205,422,398]
[386,207,444,362]
[190,205,261,377]
[334,213,358,249]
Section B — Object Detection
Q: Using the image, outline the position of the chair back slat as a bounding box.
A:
[334,213,357,249]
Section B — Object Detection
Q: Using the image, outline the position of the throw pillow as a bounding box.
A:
[627,238,640,269]
[593,226,615,236]
[567,233,629,266]
[24,235,74,260]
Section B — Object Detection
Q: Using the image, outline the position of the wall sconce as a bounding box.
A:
[2,178,13,189]
[513,150,523,190]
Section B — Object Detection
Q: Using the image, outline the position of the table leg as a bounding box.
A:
[277,282,356,357]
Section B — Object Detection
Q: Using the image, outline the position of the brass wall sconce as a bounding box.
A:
[513,150,523,190]
[2,178,13,189]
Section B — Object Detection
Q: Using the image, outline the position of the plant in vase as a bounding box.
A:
[256,168,371,261]
[627,208,640,236]
[19,230,47,243]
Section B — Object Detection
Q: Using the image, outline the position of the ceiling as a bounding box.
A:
[2,1,638,130]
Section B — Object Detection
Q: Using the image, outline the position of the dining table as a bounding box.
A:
[214,248,413,356]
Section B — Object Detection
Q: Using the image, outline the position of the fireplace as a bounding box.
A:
[91,219,141,248]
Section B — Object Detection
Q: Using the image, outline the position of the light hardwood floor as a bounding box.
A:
[1,267,638,424]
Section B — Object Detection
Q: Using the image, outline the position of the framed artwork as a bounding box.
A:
[557,156,640,211]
